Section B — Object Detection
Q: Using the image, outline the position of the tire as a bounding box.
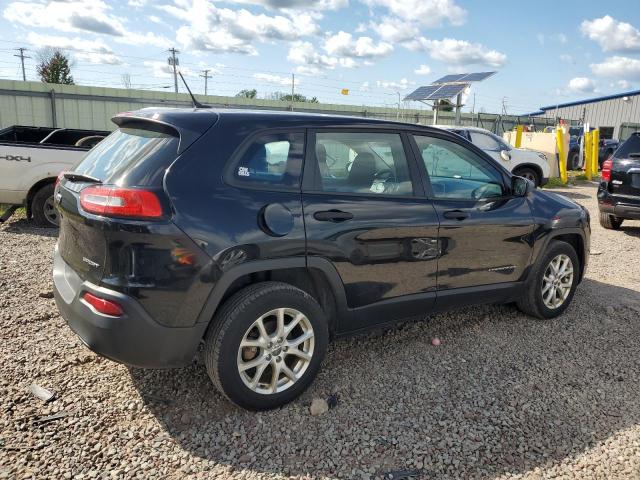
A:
[569,151,580,170]
[513,167,540,187]
[31,183,59,227]
[516,240,579,319]
[203,281,329,410]
[599,212,623,230]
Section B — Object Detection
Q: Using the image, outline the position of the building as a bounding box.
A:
[531,90,640,140]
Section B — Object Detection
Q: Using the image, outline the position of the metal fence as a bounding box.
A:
[0,79,561,135]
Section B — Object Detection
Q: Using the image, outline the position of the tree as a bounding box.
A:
[37,48,74,85]
[268,92,319,103]
[236,88,257,99]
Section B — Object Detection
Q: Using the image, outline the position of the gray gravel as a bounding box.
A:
[1,183,640,479]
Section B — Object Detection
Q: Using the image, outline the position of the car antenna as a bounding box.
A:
[178,71,211,109]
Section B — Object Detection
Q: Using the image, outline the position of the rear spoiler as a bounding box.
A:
[112,109,219,155]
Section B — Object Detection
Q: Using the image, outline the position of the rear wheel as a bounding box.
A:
[513,167,540,187]
[569,151,581,170]
[599,212,623,230]
[517,240,579,319]
[204,282,328,410]
[31,183,59,227]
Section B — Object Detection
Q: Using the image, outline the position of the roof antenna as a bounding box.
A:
[178,71,210,109]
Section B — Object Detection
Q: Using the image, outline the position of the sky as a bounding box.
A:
[0,0,639,115]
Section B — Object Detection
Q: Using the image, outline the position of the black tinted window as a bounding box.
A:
[74,126,178,186]
[614,133,640,159]
[313,131,413,196]
[229,132,304,190]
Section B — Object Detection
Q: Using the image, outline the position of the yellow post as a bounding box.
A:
[515,125,523,148]
[584,131,592,180]
[592,129,600,175]
[556,127,568,184]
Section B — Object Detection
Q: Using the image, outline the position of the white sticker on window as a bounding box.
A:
[238,166,250,177]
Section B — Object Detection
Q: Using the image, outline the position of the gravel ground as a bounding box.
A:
[1,183,639,479]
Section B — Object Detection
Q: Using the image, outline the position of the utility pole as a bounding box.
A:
[200,69,212,96]
[14,48,30,81]
[471,93,476,114]
[501,96,508,116]
[167,48,179,93]
[291,73,295,100]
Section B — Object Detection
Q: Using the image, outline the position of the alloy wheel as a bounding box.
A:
[237,308,315,394]
[43,196,59,226]
[541,254,573,309]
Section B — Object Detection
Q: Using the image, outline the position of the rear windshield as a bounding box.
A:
[614,133,640,159]
[73,126,178,186]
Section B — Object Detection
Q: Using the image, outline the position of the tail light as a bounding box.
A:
[82,292,123,316]
[601,159,613,182]
[80,185,163,219]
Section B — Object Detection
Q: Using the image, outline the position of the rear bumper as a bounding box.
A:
[598,189,640,220]
[53,245,207,368]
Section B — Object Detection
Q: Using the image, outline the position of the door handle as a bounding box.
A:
[313,210,354,222]
[443,210,469,220]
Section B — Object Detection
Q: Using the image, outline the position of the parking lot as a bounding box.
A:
[1,182,639,479]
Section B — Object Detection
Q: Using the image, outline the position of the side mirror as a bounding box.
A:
[512,176,532,197]
[500,150,511,161]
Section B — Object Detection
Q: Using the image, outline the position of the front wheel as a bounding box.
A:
[516,240,579,319]
[599,212,623,230]
[569,151,581,170]
[204,282,328,410]
[513,167,540,187]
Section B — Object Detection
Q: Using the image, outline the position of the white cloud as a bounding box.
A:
[616,80,632,90]
[376,78,413,90]
[408,37,506,67]
[414,64,431,75]
[253,73,296,87]
[162,0,320,55]
[26,32,124,65]
[581,15,640,52]
[323,31,393,59]
[4,0,170,47]
[374,17,420,43]
[568,77,597,94]
[362,0,466,27]
[591,56,640,80]
[360,81,370,91]
[287,40,356,74]
[229,0,347,10]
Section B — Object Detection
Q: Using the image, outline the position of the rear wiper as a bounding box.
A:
[63,172,102,183]
[628,153,640,158]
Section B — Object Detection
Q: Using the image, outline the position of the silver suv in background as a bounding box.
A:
[437,126,550,186]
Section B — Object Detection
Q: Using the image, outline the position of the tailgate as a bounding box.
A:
[57,180,107,283]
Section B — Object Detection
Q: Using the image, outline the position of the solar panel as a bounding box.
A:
[432,74,467,84]
[404,85,440,101]
[426,83,469,100]
[459,71,495,82]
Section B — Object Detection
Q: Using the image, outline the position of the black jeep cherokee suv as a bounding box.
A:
[53,108,590,410]
[598,132,640,229]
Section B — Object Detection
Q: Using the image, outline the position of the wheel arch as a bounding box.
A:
[546,231,586,281]
[197,257,350,338]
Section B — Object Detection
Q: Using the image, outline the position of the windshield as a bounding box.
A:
[73,126,179,186]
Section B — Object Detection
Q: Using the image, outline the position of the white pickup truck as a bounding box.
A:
[0,126,108,226]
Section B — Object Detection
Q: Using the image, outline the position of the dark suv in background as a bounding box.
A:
[598,133,640,229]
[53,108,590,410]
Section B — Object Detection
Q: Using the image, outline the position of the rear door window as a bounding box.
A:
[312,131,414,196]
[227,132,304,190]
[614,133,640,159]
[73,126,178,186]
